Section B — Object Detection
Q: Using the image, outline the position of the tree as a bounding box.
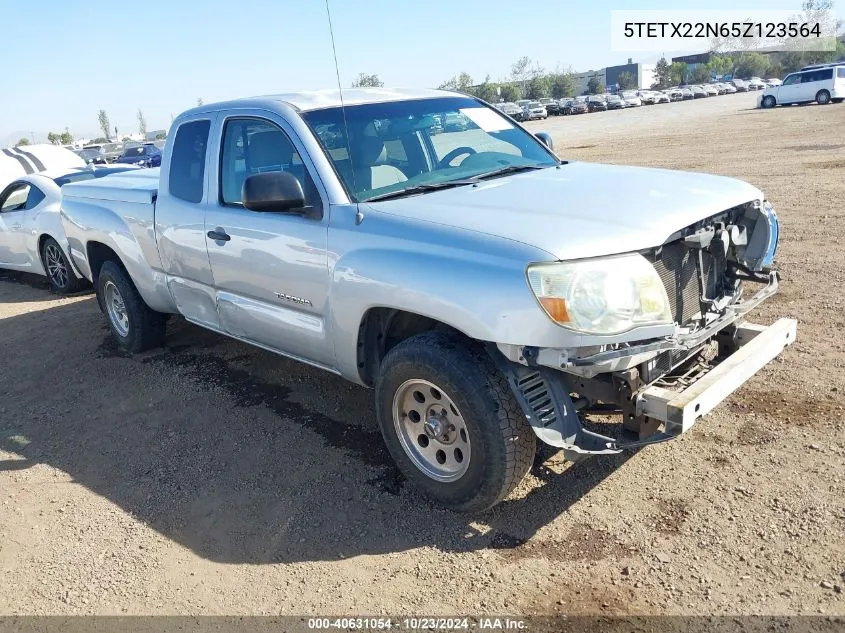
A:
[735,52,769,78]
[690,65,712,84]
[155,133,167,140]
[706,54,734,78]
[549,72,577,99]
[616,71,637,90]
[669,62,687,85]
[510,56,532,93]
[351,73,383,88]
[197,97,204,106]
[498,83,521,102]
[60,131,73,145]
[97,110,111,140]
[438,72,473,92]
[91,138,108,144]
[137,109,147,136]
[652,57,671,89]
[15,138,30,147]
[525,75,551,99]
[586,76,605,94]
[47,132,61,145]
[471,76,499,102]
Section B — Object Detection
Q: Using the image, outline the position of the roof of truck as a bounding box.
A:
[186,88,460,115]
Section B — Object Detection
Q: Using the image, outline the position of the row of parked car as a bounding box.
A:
[493,77,781,119]
[71,140,165,168]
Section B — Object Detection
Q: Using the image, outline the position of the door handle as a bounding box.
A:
[207,228,231,242]
[11,223,21,230]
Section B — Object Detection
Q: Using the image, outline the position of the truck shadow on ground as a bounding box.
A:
[0,286,633,565]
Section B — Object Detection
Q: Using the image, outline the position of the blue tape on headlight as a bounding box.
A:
[762,201,779,268]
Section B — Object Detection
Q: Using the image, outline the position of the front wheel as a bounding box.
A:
[41,237,83,295]
[816,90,831,105]
[761,95,776,109]
[375,331,535,512]
[96,260,166,352]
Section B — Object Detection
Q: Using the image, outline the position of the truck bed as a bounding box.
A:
[61,167,160,205]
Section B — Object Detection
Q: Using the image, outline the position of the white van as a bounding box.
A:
[760,64,844,107]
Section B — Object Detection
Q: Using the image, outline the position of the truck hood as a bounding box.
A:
[365,162,763,261]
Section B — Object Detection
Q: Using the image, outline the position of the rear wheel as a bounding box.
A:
[96,260,166,352]
[375,331,535,512]
[816,89,831,105]
[761,95,776,109]
[41,237,83,295]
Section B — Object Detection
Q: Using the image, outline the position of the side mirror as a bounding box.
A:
[535,132,554,151]
[242,171,305,212]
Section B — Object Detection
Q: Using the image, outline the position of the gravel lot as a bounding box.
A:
[1,92,843,617]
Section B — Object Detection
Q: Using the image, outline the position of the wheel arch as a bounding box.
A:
[356,307,472,387]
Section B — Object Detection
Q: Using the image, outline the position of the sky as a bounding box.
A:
[1,0,840,143]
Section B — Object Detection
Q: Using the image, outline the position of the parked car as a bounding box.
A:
[620,90,642,106]
[59,88,794,511]
[732,79,749,92]
[721,82,737,94]
[760,64,844,107]
[522,101,547,120]
[538,98,559,116]
[638,91,657,105]
[748,77,767,90]
[113,144,162,167]
[1,144,86,191]
[543,99,562,116]
[663,88,683,102]
[74,148,107,165]
[703,84,720,96]
[562,97,588,114]
[765,78,782,87]
[586,96,607,112]
[605,94,625,109]
[679,87,694,100]
[497,102,525,121]
[689,85,708,98]
[0,164,137,293]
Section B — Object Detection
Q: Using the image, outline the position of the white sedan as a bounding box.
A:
[0,164,137,293]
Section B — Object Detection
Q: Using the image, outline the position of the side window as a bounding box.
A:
[25,186,45,210]
[219,118,314,206]
[838,67,845,79]
[782,74,800,86]
[0,184,31,212]
[169,119,210,204]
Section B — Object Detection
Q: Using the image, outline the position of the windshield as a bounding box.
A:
[120,146,145,157]
[301,96,558,202]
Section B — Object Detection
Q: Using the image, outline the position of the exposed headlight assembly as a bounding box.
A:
[527,254,673,335]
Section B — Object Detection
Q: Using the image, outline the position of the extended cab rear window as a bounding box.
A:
[169,120,210,203]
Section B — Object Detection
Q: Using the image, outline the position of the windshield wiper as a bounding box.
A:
[470,164,550,181]
[364,165,553,202]
[364,179,479,202]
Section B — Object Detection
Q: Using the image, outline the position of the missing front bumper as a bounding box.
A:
[491,317,797,456]
[636,318,797,434]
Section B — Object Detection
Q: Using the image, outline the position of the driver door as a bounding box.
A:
[0,182,36,269]
[776,73,803,103]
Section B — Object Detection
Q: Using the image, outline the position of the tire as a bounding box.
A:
[96,260,166,352]
[375,331,536,512]
[816,90,831,105]
[761,95,776,109]
[40,237,83,295]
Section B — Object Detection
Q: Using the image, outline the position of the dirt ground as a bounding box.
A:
[1,92,843,617]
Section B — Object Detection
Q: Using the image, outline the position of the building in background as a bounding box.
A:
[573,69,606,94]
[605,59,656,92]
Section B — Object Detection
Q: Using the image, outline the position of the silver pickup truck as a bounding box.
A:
[60,88,796,511]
